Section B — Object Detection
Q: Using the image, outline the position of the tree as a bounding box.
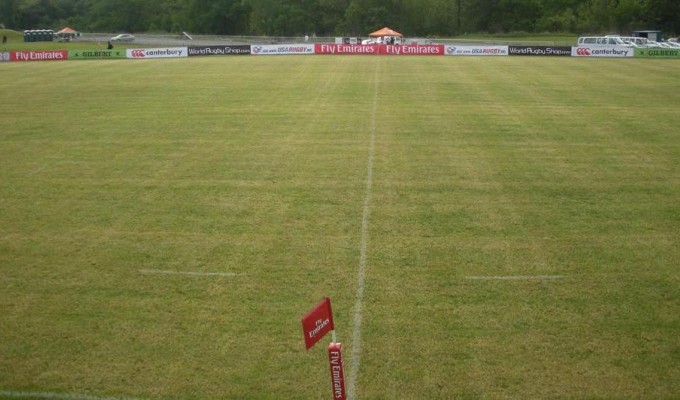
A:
[0,0,21,29]
[644,0,680,35]
[0,0,675,38]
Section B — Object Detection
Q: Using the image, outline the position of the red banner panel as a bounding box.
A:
[315,43,380,55]
[314,43,444,56]
[328,343,347,400]
[10,50,68,61]
[382,44,445,55]
[301,297,335,350]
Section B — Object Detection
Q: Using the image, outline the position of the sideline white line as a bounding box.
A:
[139,269,237,277]
[466,275,566,281]
[347,57,380,400]
[0,390,143,400]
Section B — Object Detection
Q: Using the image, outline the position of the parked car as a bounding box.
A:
[110,34,135,42]
[578,36,633,47]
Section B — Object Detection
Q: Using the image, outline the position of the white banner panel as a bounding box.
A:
[0,52,9,62]
[445,45,508,56]
[250,44,314,55]
[572,46,633,57]
[126,47,188,59]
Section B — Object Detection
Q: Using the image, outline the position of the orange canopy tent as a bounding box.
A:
[55,27,78,41]
[57,27,77,34]
[369,27,403,37]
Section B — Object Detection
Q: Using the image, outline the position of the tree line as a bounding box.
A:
[1,0,678,37]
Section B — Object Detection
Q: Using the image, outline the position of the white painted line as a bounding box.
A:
[0,390,144,400]
[347,57,380,400]
[465,275,566,281]
[139,269,237,277]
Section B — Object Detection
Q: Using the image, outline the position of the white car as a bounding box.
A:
[110,34,135,42]
[577,36,633,47]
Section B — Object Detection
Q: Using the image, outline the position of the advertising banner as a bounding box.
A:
[126,47,188,59]
[315,43,380,55]
[0,52,9,62]
[68,49,127,60]
[634,48,680,58]
[328,343,347,400]
[572,46,633,57]
[250,44,315,55]
[188,45,251,56]
[445,45,509,56]
[314,43,444,55]
[509,46,572,56]
[10,50,68,61]
[301,297,335,350]
[382,44,444,55]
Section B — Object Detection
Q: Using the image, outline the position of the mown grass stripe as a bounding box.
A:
[465,275,567,281]
[0,391,144,400]
[347,56,381,400]
[139,269,237,277]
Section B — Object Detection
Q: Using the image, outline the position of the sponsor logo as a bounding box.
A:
[11,50,68,61]
[69,49,127,59]
[592,48,630,56]
[648,49,680,57]
[83,51,109,57]
[576,47,591,56]
[127,48,187,59]
[309,318,330,340]
[0,52,9,62]
[146,49,183,57]
[573,46,632,57]
[315,44,377,54]
[328,345,346,399]
[251,44,314,55]
[474,48,503,54]
[509,46,572,56]
[188,45,250,56]
[445,45,508,56]
[384,44,444,55]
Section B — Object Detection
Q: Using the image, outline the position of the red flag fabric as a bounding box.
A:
[301,297,335,350]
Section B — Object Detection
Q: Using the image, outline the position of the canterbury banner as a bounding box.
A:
[126,47,188,59]
[571,46,633,58]
[301,297,335,350]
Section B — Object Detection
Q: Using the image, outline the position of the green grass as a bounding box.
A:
[1,56,679,399]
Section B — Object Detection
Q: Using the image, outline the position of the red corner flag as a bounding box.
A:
[301,297,335,350]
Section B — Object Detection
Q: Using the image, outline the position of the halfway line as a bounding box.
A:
[139,269,237,277]
[347,57,380,400]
